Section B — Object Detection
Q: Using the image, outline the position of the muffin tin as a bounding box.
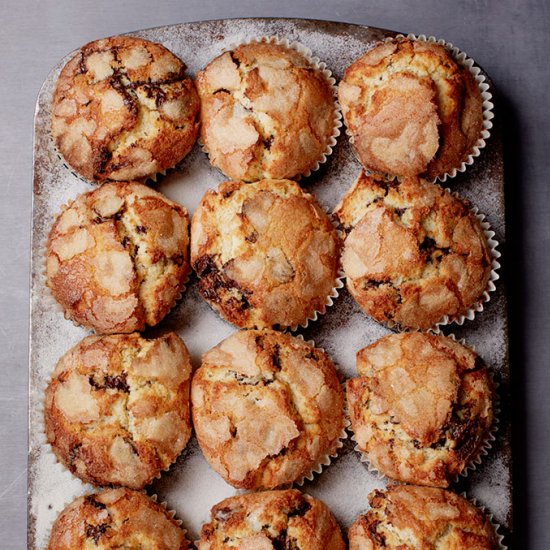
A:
[29,18,511,547]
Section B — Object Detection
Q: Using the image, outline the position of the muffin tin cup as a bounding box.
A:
[342,34,494,184]
[357,190,501,334]
[44,490,189,550]
[38,197,192,335]
[201,35,343,181]
[347,332,499,487]
[37,348,192,494]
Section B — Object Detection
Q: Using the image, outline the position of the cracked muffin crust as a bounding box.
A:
[347,332,494,487]
[339,37,484,180]
[198,489,345,550]
[47,488,188,549]
[44,332,192,489]
[46,181,190,333]
[348,485,498,549]
[334,171,493,330]
[52,35,200,182]
[196,40,337,181]
[191,179,340,330]
[191,329,345,490]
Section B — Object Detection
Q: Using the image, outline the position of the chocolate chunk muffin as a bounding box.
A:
[191,179,340,330]
[334,171,493,330]
[191,329,345,490]
[46,181,190,333]
[44,332,192,489]
[47,488,188,549]
[198,489,345,550]
[52,35,199,182]
[339,37,484,180]
[196,40,337,181]
[347,332,494,487]
[348,485,498,549]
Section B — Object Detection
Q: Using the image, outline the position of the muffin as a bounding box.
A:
[191,179,340,329]
[196,40,337,181]
[339,37,484,180]
[334,171,493,330]
[198,489,345,550]
[191,329,345,490]
[45,181,190,333]
[347,332,494,487]
[52,35,199,182]
[44,332,192,489]
[348,485,498,549]
[47,488,188,549]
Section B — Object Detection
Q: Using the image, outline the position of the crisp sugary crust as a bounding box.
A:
[46,181,190,333]
[47,488,188,549]
[52,35,199,182]
[196,41,336,181]
[333,172,492,330]
[198,489,345,550]
[347,333,493,487]
[348,485,498,549]
[191,179,340,329]
[191,330,345,490]
[339,37,483,179]
[44,332,192,489]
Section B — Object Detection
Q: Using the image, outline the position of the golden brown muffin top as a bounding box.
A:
[191,179,340,330]
[339,37,484,180]
[191,329,345,490]
[47,488,188,549]
[46,181,189,333]
[334,171,492,330]
[198,489,345,550]
[52,35,199,182]
[45,332,192,489]
[196,41,336,181]
[348,485,497,549]
[347,332,493,487]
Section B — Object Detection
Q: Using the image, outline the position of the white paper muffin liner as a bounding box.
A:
[346,332,499,486]
[198,35,342,181]
[44,489,189,550]
[37,330,194,496]
[282,335,349,487]
[39,193,192,334]
[463,493,508,550]
[348,186,501,333]
[342,33,494,184]
[287,202,346,332]
[288,269,345,332]
[432,190,501,331]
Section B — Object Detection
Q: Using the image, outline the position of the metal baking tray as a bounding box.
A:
[29,18,511,548]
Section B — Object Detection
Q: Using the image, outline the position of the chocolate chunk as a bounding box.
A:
[419,236,436,251]
[288,499,311,518]
[84,495,107,510]
[88,373,129,393]
[214,506,234,522]
[135,225,147,234]
[271,529,287,550]
[85,523,109,544]
[69,443,82,465]
[271,344,281,370]
[369,520,386,545]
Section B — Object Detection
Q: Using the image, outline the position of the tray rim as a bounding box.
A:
[28,16,511,548]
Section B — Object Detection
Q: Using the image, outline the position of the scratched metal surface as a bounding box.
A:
[28,18,511,548]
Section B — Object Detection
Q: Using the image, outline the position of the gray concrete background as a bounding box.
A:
[0,0,547,547]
